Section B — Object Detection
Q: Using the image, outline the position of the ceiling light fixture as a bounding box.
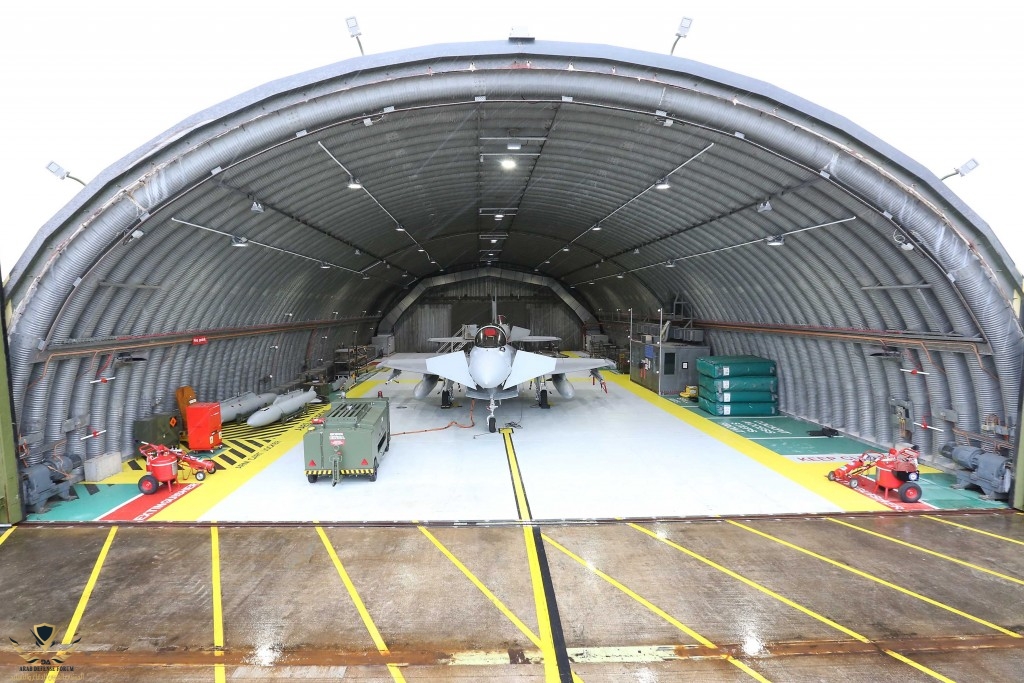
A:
[395,225,405,232]
[893,230,915,251]
[319,261,330,269]
[656,178,671,190]
[941,158,979,180]
[592,223,602,231]
[765,235,785,247]
[348,177,362,189]
[562,247,570,252]
[500,158,517,170]
[670,17,694,55]
[46,160,86,186]
[665,260,676,267]
[494,213,505,220]
[346,16,364,55]
[757,199,772,213]
[251,200,264,213]
[231,236,249,247]
[506,141,522,151]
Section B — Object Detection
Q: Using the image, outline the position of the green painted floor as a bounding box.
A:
[672,397,1008,511]
[29,483,140,521]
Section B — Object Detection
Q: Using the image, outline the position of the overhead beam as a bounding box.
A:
[697,320,992,355]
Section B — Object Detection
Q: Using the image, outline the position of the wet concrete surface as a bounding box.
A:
[0,511,1021,681]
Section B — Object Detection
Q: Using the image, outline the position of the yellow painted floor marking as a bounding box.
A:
[148,405,330,521]
[629,522,956,683]
[211,526,226,683]
[522,524,561,683]
[603,374,886,512]
[828,518,1024,586]
[316,526,406,682]
[420,525,585,683]
[0,526,15,546]
[543,534,769,682]
[420,526,542,648]
[45,526,118,683]
[922,515,1024,546]
[502,428,532,521]
[346,379,380,398]
[501,427,567,683]
[728,519,1021,638]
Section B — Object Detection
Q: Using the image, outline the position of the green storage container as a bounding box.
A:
[698,396,779,417]
[699,388,777,403]
[696,355,776,378]
[698,374,778,393]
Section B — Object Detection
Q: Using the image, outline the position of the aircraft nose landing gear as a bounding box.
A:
[487,398,498,433]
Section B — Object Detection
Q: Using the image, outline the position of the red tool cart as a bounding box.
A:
[827,445,923,503]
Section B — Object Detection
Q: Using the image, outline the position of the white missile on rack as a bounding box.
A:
[220,391,278,422]
[246,388,318,428]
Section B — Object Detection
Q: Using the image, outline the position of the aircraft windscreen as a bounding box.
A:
[475,325,507,349]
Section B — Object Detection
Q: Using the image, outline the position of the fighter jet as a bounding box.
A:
[378,310,613,433]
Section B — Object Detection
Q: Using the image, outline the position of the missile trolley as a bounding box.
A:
[304,398,390,486]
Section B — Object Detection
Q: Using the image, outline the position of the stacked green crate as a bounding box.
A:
[696,355,779,416]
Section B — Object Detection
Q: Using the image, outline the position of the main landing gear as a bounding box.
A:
[535,378,550,409]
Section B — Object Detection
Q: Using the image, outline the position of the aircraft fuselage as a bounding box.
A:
[467,346,516,389]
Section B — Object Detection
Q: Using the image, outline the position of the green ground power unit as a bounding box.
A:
[303,398,391,486]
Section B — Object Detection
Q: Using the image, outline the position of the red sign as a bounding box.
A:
[192,336,209,346]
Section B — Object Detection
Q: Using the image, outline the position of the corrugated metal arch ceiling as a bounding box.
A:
[4,40,1021,461]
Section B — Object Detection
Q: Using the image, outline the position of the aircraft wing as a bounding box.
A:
[375,353,433,374]
[425,351,477,387]
[377,352,478,388]
[517,335,560,343]
[551,356,615,374]
[504,349,557,388]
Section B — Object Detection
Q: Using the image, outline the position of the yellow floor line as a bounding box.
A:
[543,534,769,682]
[45,526,118,683]
[728,519,1021,638]
[0,526,15,547]
[604,373,886,512]
[828,518,1024,586]
[501,427,574,683]
[629,522,955,683]
[921,515,1024,546]
[147,405,330,521]
[420,526,542,648]
[211,526,226,683]
[316,526,406,683]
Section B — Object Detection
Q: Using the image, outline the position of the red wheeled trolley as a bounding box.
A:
[137,443,179,495]
[137,442,216,494]
[828,445,923,504]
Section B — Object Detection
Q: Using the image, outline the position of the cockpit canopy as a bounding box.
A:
[475,325,507,349]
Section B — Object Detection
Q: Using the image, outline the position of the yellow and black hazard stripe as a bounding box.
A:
[305,468,375,476]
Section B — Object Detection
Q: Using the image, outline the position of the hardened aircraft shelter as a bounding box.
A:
[1,37,1023,682]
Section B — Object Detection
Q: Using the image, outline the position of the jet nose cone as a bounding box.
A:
[469,350,508,388]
